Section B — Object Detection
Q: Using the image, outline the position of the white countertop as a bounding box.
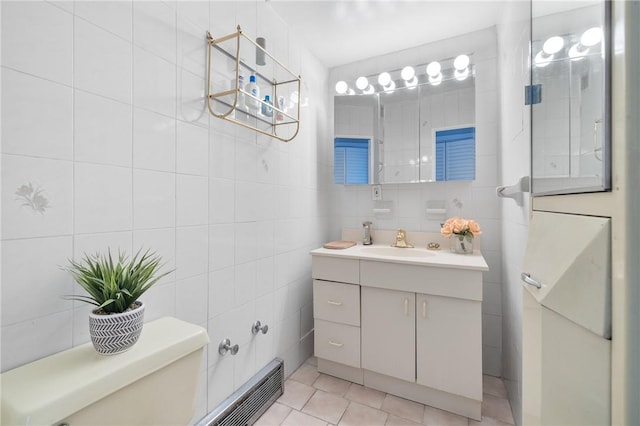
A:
[310,243,489,272]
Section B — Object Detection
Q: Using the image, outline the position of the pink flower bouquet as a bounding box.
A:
[441,217,481,253]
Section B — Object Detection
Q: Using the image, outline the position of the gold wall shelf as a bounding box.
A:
[206,26,301,143]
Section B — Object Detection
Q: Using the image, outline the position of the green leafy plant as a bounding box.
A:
[64,249,171,314]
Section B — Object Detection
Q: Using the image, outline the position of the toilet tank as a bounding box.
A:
[1,317,209,426]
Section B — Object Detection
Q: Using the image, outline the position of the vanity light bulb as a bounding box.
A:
[363,84,375,95]
[401,66,415,81]
[426,61,441,78]
[428,74,442,86]
[453,54,470,71]
[346,88,355,96]
[568,43,587,61]
[455,68,469,81]
[542,36,564,54]
[581,27,602,47]
[335,81,348,94]
[383,80,396,93]
[406,76,418,89]
[356,76,369,90]
[534,51,552,67]
[378,72,392,87]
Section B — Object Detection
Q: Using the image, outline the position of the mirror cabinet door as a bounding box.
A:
[334,95,380,185]
[379,87,420,183]
[531,0,611,195]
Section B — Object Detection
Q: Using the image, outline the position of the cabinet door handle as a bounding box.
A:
[404,298,409,316]
[521,272,542,289]
[328,340,344,347]
[422,300,427,318]
[327,300,343,306]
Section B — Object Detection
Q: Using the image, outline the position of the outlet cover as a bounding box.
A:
[372,185,382,201]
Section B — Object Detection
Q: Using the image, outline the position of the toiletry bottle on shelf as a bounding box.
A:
[236,69,246,111]
[262,95,273,117]
[245,74,260,113]
[276,95,285,121]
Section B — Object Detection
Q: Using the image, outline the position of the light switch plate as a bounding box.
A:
[372,185,382,201]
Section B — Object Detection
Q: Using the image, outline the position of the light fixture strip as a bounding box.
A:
[336,53,474,95]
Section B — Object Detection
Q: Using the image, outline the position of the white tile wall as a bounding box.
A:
[133,1,177,64]
[74,163,133,234]
[74,1,133,41]
[74,18,132,104]
[497,3,531,424]
[74,91,133,167]
[176,274,209,325]
[178,67,208,127]
[175,225,209,280]
[74,231,133,261]
[2,69,73,160]
[1,1,73,85]
[1,236,73,325]
[133,169,176,229]
[176,174,208,226]
[133,108,176,172]
[133,47,176,117]
[329,27,504,377]
[1,2,328,423]
[2,154,73,239]
[177,121,209,176]
[209,223,235,271]
[1,310,74,372]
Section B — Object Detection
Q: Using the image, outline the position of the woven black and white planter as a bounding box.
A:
[89,301,145,355]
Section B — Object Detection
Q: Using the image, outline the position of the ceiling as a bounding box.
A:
[268,1,512,68]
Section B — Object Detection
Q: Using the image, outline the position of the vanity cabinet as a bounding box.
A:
[310,245,487,420]
[313,279,361,369]
[416,294,482,400]
[361,289,482,401]
[361,287,415,382]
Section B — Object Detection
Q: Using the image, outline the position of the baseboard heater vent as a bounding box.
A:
[195,358,284,426]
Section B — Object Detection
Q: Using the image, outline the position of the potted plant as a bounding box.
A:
[440,217,482,254]
[64,249,171,355]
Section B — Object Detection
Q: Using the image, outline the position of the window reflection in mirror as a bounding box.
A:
[334,138,371,184]
[435,126,476,181]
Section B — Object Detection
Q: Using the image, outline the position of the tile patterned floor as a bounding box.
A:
[256,357,515,426]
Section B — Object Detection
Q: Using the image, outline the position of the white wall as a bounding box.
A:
[0,0,331,421]
[496,2,531,424]
[329,27,504,377]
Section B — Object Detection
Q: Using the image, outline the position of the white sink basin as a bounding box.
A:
[361,247,435,258]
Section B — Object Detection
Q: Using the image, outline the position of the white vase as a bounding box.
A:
[451,235,474,254]
[89,301,145,355]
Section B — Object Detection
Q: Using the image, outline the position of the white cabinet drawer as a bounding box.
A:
[313,280,360,326]
[312,256,359,284]
[314,319,360,368]
[360,260,482,301]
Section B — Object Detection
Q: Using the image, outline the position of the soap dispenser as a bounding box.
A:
[363,221,373,245]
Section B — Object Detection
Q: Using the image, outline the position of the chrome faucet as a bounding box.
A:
[391,228,414,248]
[362,221,373,245]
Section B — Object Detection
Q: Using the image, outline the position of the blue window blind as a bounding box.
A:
[334,138,369,184]
[435,127,475,181]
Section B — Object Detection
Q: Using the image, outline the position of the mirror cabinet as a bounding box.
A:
[530,0,611,195]
[334,71,476,185]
